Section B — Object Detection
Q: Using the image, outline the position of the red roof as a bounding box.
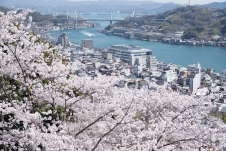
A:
[99,65,106,69]
[119,61,126,65]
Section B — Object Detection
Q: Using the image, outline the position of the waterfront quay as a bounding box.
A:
[99,27,226,47]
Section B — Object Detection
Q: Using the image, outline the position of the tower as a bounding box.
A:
[187,62,202,93]
[146,51,157,70]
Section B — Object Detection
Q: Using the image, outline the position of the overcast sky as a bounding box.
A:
[151,0,225,5]
[68,0,226,5]
[1,0,225,7]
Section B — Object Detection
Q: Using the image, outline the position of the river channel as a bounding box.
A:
[46,13,226,73]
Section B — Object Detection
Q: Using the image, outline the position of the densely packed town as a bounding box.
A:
[52,33,226,113]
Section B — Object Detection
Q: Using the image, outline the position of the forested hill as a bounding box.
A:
[201,2,226,9]
[0,6,10,14]
[0,6,52,26]
[113,6,226,40]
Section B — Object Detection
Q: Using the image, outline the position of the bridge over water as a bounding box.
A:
[50,18,124,28]
[50,14,166,30]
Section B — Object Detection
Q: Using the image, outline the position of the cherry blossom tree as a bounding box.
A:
[0,10,226,151]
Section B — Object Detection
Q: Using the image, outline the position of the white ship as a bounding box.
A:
[80,30,95,37]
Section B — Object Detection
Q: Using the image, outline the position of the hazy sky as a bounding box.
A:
[68,0,226,5]
[1,0,225,7]
[151,0,225,5]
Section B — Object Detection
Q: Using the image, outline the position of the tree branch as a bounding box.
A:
[158,137,197,149]
[74,110,114,138]
[92,99,134,151]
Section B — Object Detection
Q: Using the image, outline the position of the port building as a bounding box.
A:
[107,44,152,66]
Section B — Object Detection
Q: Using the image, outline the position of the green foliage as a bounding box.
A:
[0,6,10,14]
[43,51,53,66]
[0,19,88,137]
[56,14,69,18]
[221,18,226,35]
[72,88,88,97]
[42,79,50,85]
[36,20,52,26]
[182,30,199,39]
[159,6,226,38]
[27,12,52,23]
[211,110,226,123]
[32,101,50,113]
[0,77,24,102]
[66,75,70,80]
[25,12,52,27]
[220,18,226,26]
[112,5,226,39]
[56,106,65,115]
[62,58,68,65]
[34,37,54,49]
[194,26,205,33]
[31,101,76,124]
[223,113,226,123]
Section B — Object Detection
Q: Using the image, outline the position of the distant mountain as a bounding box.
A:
[200,2,226,9]
[0,0,66,7]
[153,3,182,14]
[0,0,182,15]
[0,1,225,15]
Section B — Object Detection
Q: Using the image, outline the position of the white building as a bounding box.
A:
[221,70,226,81]
[146,51,157,70]
[162,70,178,83]
[150,70,162,77]
[57,33,70,47]
[187,62,201,73]
[133,64,143,76]
[121,68,131,76]
[108,44,151,66]
[187,62,201,93]
[93,62,100,68]
[174,31,184,39]
[81,39,93,48]
[102,50,113,60]
[201,73,214,87]
[210,72,220,81]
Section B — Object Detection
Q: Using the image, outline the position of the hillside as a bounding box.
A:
[200,2,226,9]
[0,0,182,15]
[111,5,226,40]
[27,11,52,26]
[0,6,10,14]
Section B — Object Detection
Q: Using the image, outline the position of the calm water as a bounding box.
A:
[47,13,226,73]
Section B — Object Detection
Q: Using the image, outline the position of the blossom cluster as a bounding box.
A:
[0,10,226,151]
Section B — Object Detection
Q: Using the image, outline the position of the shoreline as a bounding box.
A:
[159,40,226,49]
[42,26,95,34]
[43,27,226,50]
[98,29,226,49]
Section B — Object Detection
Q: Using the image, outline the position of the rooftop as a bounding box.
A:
[187,62,201,68]
[109,44,151,53]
